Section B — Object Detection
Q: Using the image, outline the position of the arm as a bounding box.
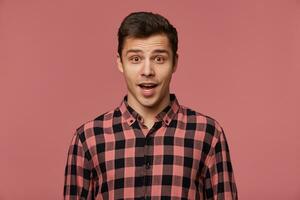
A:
[64,131,94,199]
[203,128,238,200]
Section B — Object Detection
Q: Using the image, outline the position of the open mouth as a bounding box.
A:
[138,83,158,89]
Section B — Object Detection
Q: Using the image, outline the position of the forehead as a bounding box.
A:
[122,34,171,55]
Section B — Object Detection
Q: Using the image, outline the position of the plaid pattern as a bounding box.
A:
[64,94,238,199]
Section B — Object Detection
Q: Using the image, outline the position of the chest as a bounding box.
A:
[91,121,209,183]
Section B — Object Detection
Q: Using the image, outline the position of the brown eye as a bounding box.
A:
[155,56,164,64]
[130,56,141,64]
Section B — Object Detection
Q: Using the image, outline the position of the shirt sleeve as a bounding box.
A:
[63,131,94,199]
[203,128,238,200]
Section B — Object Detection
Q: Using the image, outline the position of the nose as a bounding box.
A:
[141,59,155,77]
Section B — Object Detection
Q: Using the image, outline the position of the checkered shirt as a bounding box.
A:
[64,94,238,199]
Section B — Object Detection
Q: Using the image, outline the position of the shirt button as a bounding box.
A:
[145,138,150,145]
[145,162,151,169]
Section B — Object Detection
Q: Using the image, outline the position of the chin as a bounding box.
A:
[139,99,156,107]
[138,96,159,108]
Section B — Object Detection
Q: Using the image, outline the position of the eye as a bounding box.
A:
[129,56,141,64]
[154,56,165,64]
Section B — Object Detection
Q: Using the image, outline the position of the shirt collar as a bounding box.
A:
[118,93,180,127]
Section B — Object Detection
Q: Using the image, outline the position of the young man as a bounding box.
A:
[64,12,238,200]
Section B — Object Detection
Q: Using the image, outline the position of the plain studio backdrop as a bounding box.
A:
[0,0,299,199]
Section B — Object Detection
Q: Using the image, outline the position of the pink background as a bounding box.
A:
[0,0,299,199]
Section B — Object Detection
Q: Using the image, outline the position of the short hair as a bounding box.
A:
[118,11,178,64]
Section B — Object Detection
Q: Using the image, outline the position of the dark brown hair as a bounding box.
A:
[118,11,178,64]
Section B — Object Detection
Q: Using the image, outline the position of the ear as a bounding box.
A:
[172,53,179,73]
[117,53,124,73]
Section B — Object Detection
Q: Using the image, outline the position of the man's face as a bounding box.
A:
[117,33,178,110]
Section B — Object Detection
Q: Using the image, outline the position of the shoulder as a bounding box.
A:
[179,105,227,152]
[73,107,118,144]
[179,104,224,137]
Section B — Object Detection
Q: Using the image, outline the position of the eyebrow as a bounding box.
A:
[125,49,170,56]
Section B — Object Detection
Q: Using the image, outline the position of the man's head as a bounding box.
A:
[117,12,179,112]
[118,11,178,65]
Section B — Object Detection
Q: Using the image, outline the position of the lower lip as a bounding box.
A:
[139,86,157,97]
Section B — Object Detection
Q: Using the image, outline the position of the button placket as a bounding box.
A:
[144,134,153,198]
[145,161,151,169]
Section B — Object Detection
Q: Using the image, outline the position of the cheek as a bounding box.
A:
[160,69,173,81]
[123,72,137,85]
